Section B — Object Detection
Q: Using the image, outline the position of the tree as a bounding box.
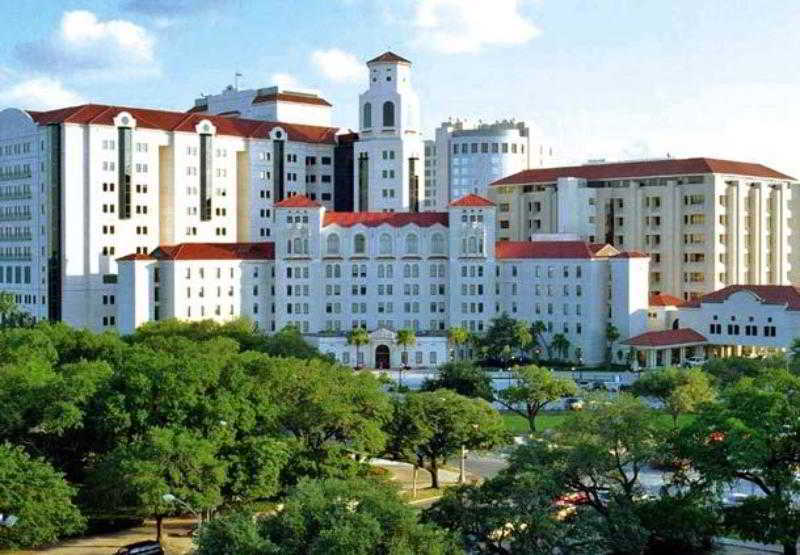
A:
[421,361,493,402]
[447,326,470,361]
[530,320,552,360]
[88,427,228,542]
[347,328,370,369]
[390,390,507,489]
[631,367,715,428]
[496,365,577,433]
[251,478,460,555]
[0,291,17,324]
[605,323,620,363]
[423,472,593,554]
[676,369,800,555]
[702,355,774,386]
[551,333,571,361]
[193,511,277,555]
[0,443,85,549]
[396,328,416,387]
[477,313,531,365]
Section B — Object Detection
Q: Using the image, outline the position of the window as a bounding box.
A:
[405,233,418,254]
[354,234,366,254]
[431,233,445,254]
[363,102,372,127]
[379,233,392,255]
[326,233,340,255]
[382,101,395,127]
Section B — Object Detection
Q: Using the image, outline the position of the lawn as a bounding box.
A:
[501,410,695,434]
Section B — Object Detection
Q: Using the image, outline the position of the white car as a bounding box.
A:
[685,356,707,367]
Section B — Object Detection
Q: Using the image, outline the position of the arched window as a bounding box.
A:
[468,236,477,254]
[405,233,418,254]
[293,238,303,254]
[326,233,340,255]
[379,233,392,255]
[354,233,366,254]
[431,233,445,254]
[383,101,395,127]
[363,102,372,128]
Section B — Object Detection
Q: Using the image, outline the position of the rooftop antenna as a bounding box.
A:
[234,72,243,91]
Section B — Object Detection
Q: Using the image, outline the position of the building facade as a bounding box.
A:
[118,194,650,368]
[490,158,796,301]
[424,119,553,211]
[353,52,424,213]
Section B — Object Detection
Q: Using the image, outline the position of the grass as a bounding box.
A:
[400,487,449,502]
[501,410,695,435]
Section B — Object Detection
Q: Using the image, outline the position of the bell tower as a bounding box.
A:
[353,52,423,213]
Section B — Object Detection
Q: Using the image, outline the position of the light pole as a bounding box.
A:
[162,493,201,531]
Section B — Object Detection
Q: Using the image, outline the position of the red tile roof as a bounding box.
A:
[117,253,155,261]
[682,285,800,311]
[252,92,332,107]
[26,104,338,144]
[148,242,275,261]
[492,158,794,186]
[649,293,684,307]
[274,195,321,208]
[612,251,650,258]
[495,241,601,259]
[367,51,411,64]
[323,212,448,228]
[449,194,495,207]
[623,328,708,347]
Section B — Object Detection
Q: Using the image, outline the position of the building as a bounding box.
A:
[118,194,650,368]
[353,52,424,213]
[0,104,337,330]
[624,284,800,368]
[188,85,333,127]
[489,157,796,301]
[424,119,553,211]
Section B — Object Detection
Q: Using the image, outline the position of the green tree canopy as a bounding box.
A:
[421,361,493,401]
[496,365,577,433]
[389,389,507,488]
[0,443,85,549]
[476,313,532,365]
[631,367,715,428]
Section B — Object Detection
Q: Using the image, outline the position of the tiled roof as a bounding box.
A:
[649,293,684,307]
[323,212,448,228]
[274,195,321,208]
[26,104,338,144]
[612,251,650,258]
[494,241,601,259]
[252,92,332,107]
[449,194,495,207]
[492,157,794,186]
[367,51,411,64]
[148,242,275,261]
[682,285,800,311]
[117,253,155,261]
[588,243,619,256]
[623,328,708,348]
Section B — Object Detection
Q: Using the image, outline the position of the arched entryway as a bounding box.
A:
[375,345,390,369]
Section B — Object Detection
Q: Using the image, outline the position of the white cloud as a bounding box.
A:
[16,10,159,79]
[0,77,85,110]
[413,0,540,54]
[311,48,366,84]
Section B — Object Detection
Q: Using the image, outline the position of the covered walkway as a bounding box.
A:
[622,328,708,369]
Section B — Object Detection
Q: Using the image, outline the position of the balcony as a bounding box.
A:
[0,253,31,261]
[0,170,32,182]
[0,213,32,222]
[0,192,32,201]
[0,233,32,242]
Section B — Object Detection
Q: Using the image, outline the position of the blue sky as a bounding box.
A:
[2,0,799,176]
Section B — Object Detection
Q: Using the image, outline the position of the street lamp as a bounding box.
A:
[162,493,201,530]
[0,514,18,528]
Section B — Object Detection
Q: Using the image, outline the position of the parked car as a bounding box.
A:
[565,397,584,411]
[114,541,164,555]
[684,356,707,367]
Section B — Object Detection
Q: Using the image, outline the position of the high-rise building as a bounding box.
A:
[423,119,553,211]
[489,157,796,300]
[353,52,424,212]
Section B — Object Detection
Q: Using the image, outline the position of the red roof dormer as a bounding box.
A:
[449,194,495,207]
[274,195,322,208]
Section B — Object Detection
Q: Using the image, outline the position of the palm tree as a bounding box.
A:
[530,320,551,360]
[448,326,470,361]
[347,328,369,369]
[606,323,621,364]
[396,328,416,388]
[551,333,571,361]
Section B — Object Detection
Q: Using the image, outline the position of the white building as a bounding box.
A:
[424,119,553,211]
[624,284,800,368]
[353,52,424,213]
[490,158,796,301]
[0,104,337,331]
[118,193,650,368]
